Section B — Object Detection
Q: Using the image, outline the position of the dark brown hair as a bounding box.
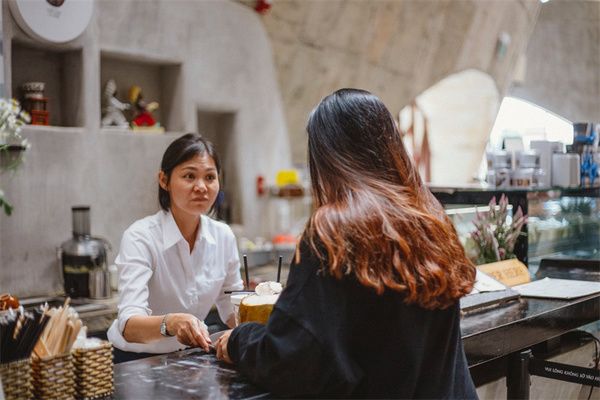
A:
[303,89,475,310]
[159,133,220,212]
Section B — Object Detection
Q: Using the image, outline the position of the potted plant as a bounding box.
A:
[468,194,528,265]
[0,98,30,215]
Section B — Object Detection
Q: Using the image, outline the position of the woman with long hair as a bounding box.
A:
[216,89,477,398]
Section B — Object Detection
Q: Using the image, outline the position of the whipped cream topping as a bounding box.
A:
[255,281,283,296]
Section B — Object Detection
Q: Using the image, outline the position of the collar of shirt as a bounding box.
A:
[161,210,216,250]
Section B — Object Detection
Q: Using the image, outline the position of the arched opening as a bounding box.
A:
[477,96,573,181]
[398,69,500,185]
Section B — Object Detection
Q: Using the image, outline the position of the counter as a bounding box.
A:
[113,290,600,399]
[462,293,599,366]
[114,349,266,399]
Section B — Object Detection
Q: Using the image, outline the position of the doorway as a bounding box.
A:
[196,110,240,224]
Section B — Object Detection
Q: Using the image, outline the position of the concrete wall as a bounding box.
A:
[509,0,600,122]
[4,0,596,298]
[261,0,541,165]
[0,0,291,297]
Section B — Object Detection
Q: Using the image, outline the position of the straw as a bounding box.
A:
[0,306,48,363]
[243,254,250,290]
[32,300,82,359]
[277,256,283,283]
[224,290,255,294]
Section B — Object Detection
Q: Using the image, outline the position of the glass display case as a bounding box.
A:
[431,185,600,274]
[527,195,599,269]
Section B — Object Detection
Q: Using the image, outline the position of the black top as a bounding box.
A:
[228,242,477,399]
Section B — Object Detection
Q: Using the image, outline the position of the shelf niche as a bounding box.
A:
[100,51,183,132]
[11,40,84,128]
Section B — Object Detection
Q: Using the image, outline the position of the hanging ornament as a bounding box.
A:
[255,0,272,14]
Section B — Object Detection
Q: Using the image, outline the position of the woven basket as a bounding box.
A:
[31,353,75,400]
[0,358,32,400]
[72,341,114,400]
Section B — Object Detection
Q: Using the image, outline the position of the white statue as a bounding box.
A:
[101,79,130,128]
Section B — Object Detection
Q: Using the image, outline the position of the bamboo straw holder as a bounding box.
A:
[31,353,75,400]
[72,341,114,400]
[0,358,32,400]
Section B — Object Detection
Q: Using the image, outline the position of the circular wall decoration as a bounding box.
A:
[8,0,94,44]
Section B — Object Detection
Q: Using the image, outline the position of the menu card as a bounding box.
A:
[513,278,600,299]
[469,270,508,294]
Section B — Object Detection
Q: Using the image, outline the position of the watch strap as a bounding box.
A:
[160,314,173,337]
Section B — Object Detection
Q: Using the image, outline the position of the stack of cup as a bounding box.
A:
[486,151,511,188]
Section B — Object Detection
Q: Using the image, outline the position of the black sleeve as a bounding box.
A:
[227,241,363,397]
[228,306,361,398]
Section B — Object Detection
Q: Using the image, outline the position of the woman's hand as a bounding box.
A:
[226,313,237,328]
[166,313,211,352]
[215,329,233,364]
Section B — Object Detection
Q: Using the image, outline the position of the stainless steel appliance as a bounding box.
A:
[58,206,111,298]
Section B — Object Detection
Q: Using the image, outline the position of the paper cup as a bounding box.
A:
[230,293,249,326]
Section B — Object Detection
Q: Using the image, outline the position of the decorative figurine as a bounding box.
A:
[21,82,49,126]
[101,79,130,128]
[128,85,160,129]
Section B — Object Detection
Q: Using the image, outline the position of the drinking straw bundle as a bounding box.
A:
[0,305,49,364]
[33,299,82,359]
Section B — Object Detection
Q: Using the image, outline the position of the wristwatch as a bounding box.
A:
[160,314,173,337]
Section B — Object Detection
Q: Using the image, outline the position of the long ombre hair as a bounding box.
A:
[302,89,475,310]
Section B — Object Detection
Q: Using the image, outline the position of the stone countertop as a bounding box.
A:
[113,291,600,399]
[462,292,600,367]
[114,348,268,400]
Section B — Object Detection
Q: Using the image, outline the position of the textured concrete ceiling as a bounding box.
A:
[259,0,540,164]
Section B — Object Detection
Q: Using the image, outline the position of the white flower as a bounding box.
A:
[0,98,29,145]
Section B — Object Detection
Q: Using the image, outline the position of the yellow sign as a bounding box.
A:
[275,169,300,187]
[477,259,531,287]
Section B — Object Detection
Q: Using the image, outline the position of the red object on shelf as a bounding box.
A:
[272,233,296,246]
[132,111,156,127]
[24,97,49,125]
[30,110,49,125]
[254,0,272,14]
[256,175,265,196]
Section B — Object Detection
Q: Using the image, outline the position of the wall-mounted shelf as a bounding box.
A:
[268,185,308,198]
[11,40,83,128]
[99,127,184,138]
[100,50,183,132]
[22,125,85,135]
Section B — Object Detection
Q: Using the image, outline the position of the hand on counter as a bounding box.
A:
[167,313,211,352]
[215,329,233,363]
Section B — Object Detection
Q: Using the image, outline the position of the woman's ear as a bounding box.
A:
[158,170,169,191]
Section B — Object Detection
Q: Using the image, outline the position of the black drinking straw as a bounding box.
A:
[224,290,254,294]
[243,254,250,290]
[277,256,283,283]
[0,306,50,363]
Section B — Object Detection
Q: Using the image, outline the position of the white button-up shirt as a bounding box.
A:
[107,210,244,353]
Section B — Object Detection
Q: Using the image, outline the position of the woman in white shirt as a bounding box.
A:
[107,133,244,357]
